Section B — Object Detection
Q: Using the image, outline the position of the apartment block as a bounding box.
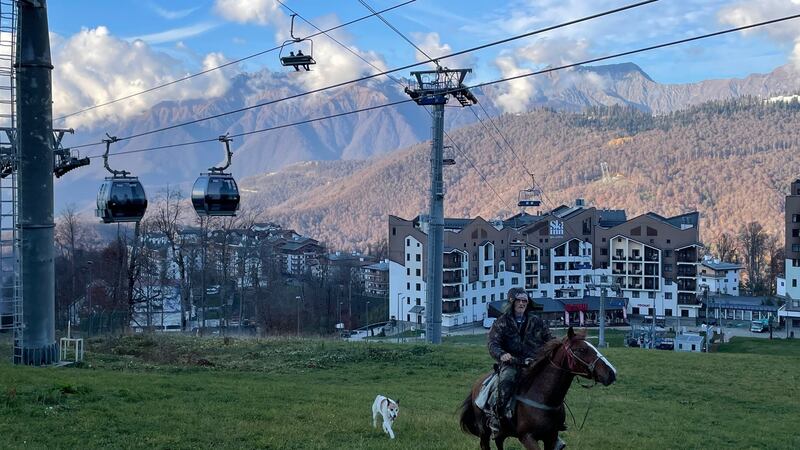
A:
[388,200,705,329]
[779,179,800,337]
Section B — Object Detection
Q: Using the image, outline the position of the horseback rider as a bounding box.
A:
[487,288,557,438]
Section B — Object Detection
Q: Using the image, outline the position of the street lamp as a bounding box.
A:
[86,261,94,337]
[699,283,710,352]
[396,294,404,343]
[295,295,302,336]
[586,275,620,348]
[365,301,371,335]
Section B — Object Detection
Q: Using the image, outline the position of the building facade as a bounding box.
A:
[779,179,800,336]
[388,201,707,329]
[698,258,742,296]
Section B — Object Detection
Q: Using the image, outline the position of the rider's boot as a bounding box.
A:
[487,409,501,439]
[555,437,567,450]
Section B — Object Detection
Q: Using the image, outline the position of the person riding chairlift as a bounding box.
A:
[289,51,300,71]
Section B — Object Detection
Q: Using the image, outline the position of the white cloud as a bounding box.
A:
[719,0,800,69]
[127,22,220,45]
[51,27,237,129]
[213,0,284,27]
[493,55,537,113]
[408,32,473,69]
[149,3,201,20]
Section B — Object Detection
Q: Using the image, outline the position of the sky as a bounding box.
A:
[43,0,800,128]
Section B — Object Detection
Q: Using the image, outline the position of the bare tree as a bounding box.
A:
[737,222,769,295]
[151,186,191,330]
[713,232,739,263]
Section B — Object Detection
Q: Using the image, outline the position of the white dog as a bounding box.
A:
[372,394,400,439]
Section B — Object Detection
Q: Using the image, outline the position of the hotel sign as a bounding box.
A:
[549,220,564,237]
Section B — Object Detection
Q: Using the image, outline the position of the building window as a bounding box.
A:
[491,280,495,287]
[632,292,640,298]
[793,244,800,253]
[416,269,421,276]
[416,298,421,306]
[481,295,486,303]
[681,310,689,317]
[407,268,410,276]
[794,279,798,288]
[665,308,673,316]
[664,250,672,257]
[794,229,800,238]
[406,254,410,261]
[648,307,654,316]
[406,283,410,290]
[406,298,410,305]
[648,292,655,299]
[794,214,800,223]
[666,239,671,244]
[665,293,672,299]
[491,294,496,301]
[601,248,608,256]
[511,277,519,285]
[472,298,477,305]
[393,227,396,236]
[406,238,410,246]
[664,264,672,272]
[691,344,696,351]
[500,278,505,286]
[416,254,421,262]
[416,283,421,291]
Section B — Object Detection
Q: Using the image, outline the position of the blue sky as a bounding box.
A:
[44,0,800,126]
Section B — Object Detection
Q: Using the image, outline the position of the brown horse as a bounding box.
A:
[459,327,617,450]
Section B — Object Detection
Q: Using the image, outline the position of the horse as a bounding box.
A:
[459,327,617,450]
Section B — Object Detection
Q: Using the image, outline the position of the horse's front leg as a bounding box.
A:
[518,433,542,450]
[494,436,507,450]
[542,433,565,450]
[479,434,491,450]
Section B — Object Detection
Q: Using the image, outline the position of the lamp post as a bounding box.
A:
[365,301,371,335]
[586,275,619,348]
[396,294,404,343]
[699,284,710,352]
[86,261,93,337]
[295,295,301,336]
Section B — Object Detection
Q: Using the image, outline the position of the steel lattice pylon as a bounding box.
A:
[0,0,20,364]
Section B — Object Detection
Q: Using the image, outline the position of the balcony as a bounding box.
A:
[442,273,461,284]
[677,279,697,292]
[612,269,627,275]
[644,279,659,290]
[443,300,461,314]
[443,254,463,269]
[677,293,700,306]
[628,255,643,261]
[442,286,462,299]
[676,268,696,277]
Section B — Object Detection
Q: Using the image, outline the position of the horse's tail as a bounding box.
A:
[459,393,481,436]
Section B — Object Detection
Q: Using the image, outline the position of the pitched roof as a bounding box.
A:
[701,261,743,271]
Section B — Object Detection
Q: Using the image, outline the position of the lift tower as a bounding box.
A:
[16,0,57,365]
[405,68,477,344]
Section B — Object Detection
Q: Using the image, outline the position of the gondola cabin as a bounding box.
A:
[96,176,148,223]
[192,173,240,216]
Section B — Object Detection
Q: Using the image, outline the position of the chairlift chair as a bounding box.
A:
[191,135,240,217]
[518,174,542,208]
[279,14,316,71]
[442,145,456,166]
[96,135,148,223]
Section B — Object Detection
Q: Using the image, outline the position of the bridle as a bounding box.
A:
[550,339,601,380]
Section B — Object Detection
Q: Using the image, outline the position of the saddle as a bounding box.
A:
[473,364,518,414]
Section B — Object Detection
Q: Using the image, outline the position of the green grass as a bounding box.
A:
[717,336,800,357]
[1,333,798,449]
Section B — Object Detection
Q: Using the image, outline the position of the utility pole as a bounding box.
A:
[295,295,301,336]
[587,275,619,348]
[17,0,57,365]
[405,67,476,344]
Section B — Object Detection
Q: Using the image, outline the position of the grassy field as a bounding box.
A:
[0,333,798,449]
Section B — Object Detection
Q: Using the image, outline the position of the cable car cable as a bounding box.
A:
[355,0,437,65]
[67,0,659,150]
[54,0,419,122]
[279,0,510,210]
[83,12,800,162]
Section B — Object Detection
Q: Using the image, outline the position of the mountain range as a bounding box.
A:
[57,62,800,249]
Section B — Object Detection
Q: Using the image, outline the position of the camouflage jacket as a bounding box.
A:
[487,312,553,362]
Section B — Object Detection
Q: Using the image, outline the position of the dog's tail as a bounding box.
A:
[459,393,481,436]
